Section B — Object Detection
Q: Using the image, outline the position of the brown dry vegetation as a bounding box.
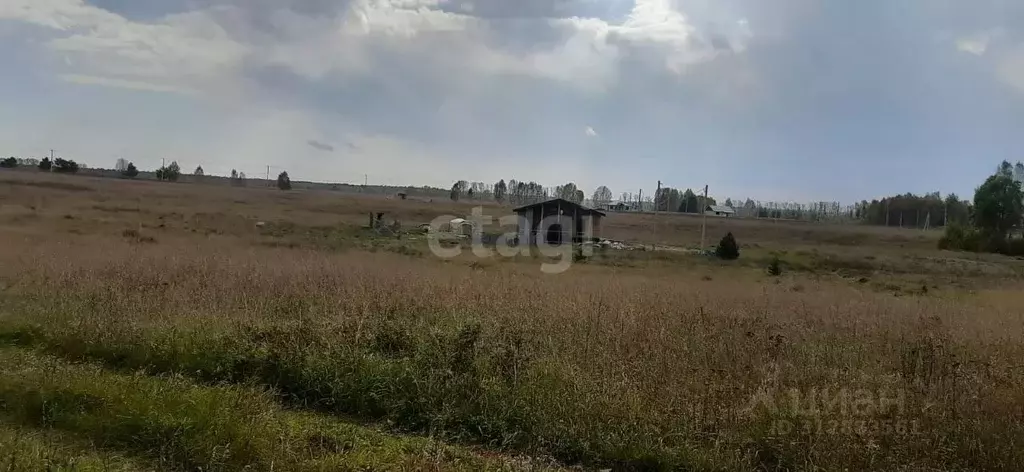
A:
[1,171,1024,471]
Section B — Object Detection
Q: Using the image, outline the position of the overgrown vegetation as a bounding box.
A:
[0,156,16,168]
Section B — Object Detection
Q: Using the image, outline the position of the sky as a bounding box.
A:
[1,0,1024,203]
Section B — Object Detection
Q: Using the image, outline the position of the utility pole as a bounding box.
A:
[701,184,708,250]
[266,165,270,183]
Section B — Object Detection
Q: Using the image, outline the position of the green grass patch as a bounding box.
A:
[0,424,152,471]
[0,321,713,471]
[0,346,561,471]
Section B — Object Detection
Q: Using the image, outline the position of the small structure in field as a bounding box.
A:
[513,198,605,246]
[448,218,475,237]
[705,205,736,217]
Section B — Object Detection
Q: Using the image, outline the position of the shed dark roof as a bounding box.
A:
[513,198,606,217]
[706,205,736,214]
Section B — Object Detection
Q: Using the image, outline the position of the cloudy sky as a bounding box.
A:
[1,0,1023,202]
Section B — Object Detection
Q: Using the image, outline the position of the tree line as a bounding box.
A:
[854,193,971,228]
[2,156,80,173]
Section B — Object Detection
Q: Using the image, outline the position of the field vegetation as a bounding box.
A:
[1,171,1023,471]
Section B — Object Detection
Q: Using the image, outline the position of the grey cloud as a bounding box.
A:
[307,139,335,152]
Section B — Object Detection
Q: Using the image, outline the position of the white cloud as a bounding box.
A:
[954,29,1005,56]
[957,37,989,55]
[1,0,748,97]
[585,126,598,137]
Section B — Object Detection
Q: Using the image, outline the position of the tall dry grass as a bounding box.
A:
[1,234,1022,471]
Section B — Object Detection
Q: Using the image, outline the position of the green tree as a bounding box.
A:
[555,182,579,201]
[998,160,1014,178]
[53,158,79,173]
[716,232,740,260]
[121,162,139,178]
[450,180,467,201]
[592,186,613,208]
[973,173,1024,240]
[277,171,291,190]
[0,157,16,168]
[156,161,181,181]
[679,189,700,213]
[494,179,507,203]
[38,157,52,171]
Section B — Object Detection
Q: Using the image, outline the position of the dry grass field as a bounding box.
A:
[1,171,1023,471]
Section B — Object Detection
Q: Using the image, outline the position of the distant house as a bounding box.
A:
[608,202,630,212]
[705,205,736,217]
[513,198,605,245]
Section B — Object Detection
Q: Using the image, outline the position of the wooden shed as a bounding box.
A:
[513,198,605,246]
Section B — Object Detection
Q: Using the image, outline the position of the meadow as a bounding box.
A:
[1,171,1022,471]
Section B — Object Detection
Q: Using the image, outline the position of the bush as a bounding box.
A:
[0,157,16,168]
[716,232,740,260]
[277,171,292,191]
[37,158,52,171]
[938,224,983,252]
[767,256,782,276]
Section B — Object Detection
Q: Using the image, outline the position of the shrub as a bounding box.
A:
[938,224,984,252]
[277,171,292,191]
[767,256,782,276]
[0,157,16,168]
[716,232,740,260]
[37,158,52,171]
